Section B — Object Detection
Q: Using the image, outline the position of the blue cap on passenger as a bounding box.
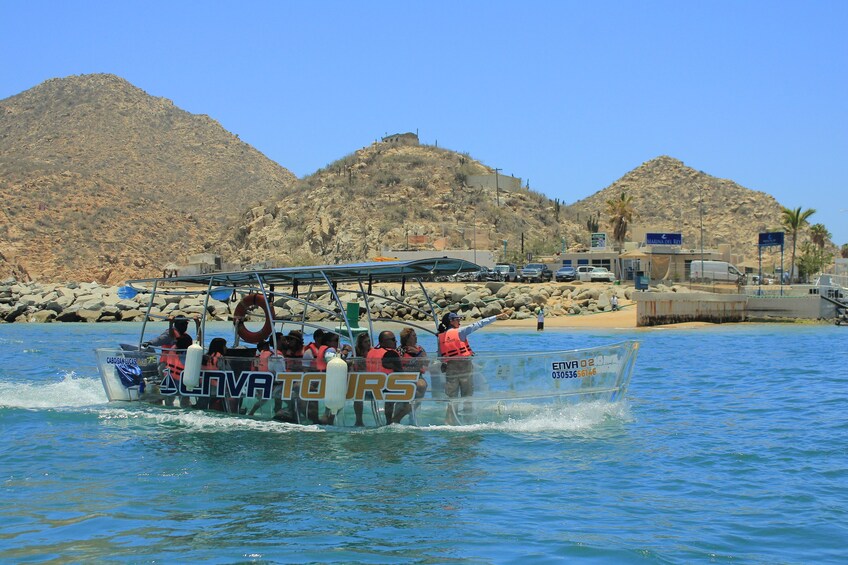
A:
[448,312,460,320]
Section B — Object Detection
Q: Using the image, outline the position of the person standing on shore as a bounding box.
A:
[536,307,545,331]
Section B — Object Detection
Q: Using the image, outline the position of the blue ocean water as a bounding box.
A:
[1,322,846,563]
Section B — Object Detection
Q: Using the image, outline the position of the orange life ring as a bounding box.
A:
[234,293,273,343]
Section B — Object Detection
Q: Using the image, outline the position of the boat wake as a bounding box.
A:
[0,373,107,409]
[0,374,630,435]
[406,400,633,433]
[95,406,325,433]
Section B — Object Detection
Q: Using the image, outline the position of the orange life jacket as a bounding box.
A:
[161,344,185,381]
[300,342,321,371]
[315,345,330,371]
[256,349,272,372]
[402,346,427,374]
[366,347,393,375]
[438,328,473,358]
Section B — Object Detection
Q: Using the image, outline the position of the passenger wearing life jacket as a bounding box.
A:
[306,332,351,424]
[146,318,196,407]
[314,331,347,371]
[366,331,404,424]
[437,309,512,424]
[203,337,227,370]
[163,334,192,380]
[146,316,200,382]
[397,327,429,423]
[255,340,272,372]
[350,333,372,426]
[301,329,324,372]
[284,330,305,372]
[201,338,228,412]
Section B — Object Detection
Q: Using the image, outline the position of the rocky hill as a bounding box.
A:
[0,74,296,283]
[1,74,809,285]
[219,142,584,266]
[567,156,786,258]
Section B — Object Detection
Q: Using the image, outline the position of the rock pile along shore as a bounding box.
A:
[0,280,655,324]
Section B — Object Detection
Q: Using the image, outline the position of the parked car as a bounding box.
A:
[589,267,616,282]
[555,266,577,282]
[519,263,553,283]
[493,263,518,282]
[474,266,501,282]
[576,265,596,281]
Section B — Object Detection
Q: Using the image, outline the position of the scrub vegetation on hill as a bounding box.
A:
[0,73,834,284]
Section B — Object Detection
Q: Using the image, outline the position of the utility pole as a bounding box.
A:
[472,210,477,264]
[699,184,705,282]
[494,168,502,207]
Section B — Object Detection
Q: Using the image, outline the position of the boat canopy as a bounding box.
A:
[124,258,480,291]
[121,258,484,347]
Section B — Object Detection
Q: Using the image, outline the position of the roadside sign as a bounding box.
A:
[758,232,784,247]
[646,232,682,245]
[591,233,607,250]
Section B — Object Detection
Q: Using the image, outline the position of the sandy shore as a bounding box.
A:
[407,282,718,330]
[497,304,714,330]
[499,305,639,329]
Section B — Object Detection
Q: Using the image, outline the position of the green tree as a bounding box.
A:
[841,243,848,259]
[605,192,634,251]
[797,241,833,281]
[780,206,816,283]
[809,223,830,249]
[809,223,833,278]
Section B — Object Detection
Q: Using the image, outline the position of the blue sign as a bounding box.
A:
[646,232,682,245]
[758,232,784,247]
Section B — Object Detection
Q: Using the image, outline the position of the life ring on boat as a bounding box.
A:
[234,293,273,343]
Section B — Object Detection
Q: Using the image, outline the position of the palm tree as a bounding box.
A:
[809,223,830,250]
[605,192,634,251]
[808,223,832,277]
[781,206,816,283]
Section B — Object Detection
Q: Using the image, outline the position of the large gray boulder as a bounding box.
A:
[31,310,58,323]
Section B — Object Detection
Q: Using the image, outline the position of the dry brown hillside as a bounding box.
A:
[0,73,296,283]
[567,156,786,260]
[218,142,584,266]
[0,74,813,284]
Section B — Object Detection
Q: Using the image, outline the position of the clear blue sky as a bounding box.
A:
[2,1,846,245]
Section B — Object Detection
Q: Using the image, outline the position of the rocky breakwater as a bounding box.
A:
[0,279,637,324]
[0,281,232,323]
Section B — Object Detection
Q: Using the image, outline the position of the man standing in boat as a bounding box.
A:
[438,309,512,424]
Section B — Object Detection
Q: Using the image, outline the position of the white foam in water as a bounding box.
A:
[92,400,630,434]
[97,406,325,433]
[0,372,108,409]
[373,400,632,434]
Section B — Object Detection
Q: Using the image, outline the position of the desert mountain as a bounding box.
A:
[0,73,296,283]
[567,156,787,258]
[218,141,582,266]
[1,74,809,285]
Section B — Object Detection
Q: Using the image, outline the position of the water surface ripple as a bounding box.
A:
[1,322,845,563]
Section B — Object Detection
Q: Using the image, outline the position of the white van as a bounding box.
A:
[690,261,744,283]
